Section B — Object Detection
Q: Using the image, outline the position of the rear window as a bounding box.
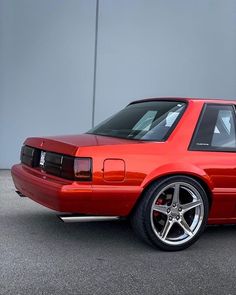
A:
[88,100,186,141]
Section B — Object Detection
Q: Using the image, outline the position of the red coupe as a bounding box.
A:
[11,98,236,250]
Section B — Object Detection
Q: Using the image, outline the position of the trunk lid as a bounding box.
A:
[25,133,140,156]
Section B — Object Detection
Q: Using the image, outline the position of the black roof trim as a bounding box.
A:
[128,97,236,106]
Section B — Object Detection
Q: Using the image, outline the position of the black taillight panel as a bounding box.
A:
[45,152,63,165]
[21,145,41,167]
[61,156,75,179]
[44,152,63,177]
[20,145,92,181]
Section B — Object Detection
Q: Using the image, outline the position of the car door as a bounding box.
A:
[189,103,236,221]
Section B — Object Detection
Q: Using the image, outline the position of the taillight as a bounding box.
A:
[21,145,41,167]
[74,158,92,181]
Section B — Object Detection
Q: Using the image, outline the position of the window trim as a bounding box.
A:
[189,103,236,152]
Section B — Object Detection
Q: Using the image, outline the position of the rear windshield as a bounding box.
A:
[87,100,186,141]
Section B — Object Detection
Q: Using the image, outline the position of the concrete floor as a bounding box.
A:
[0,170,236,295]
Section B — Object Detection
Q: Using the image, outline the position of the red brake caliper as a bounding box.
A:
[153,198,165,217]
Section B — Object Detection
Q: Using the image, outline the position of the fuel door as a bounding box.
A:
[103,159,125,182]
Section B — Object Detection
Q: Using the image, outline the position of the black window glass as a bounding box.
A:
[190,104,236,151]
[87,101,186,141]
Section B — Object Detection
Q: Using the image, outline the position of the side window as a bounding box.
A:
[189,104,236,151]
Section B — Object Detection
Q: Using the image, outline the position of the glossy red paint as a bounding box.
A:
[11,98,236,224]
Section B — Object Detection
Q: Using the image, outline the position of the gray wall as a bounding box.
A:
[1,0,236,168]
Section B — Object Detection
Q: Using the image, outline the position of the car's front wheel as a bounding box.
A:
[131,176,209,251]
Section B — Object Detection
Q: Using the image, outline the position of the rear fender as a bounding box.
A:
[141,163,214,191]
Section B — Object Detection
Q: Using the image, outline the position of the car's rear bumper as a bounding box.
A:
[11,164,141,216]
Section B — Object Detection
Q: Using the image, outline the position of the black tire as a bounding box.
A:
[130,175,209,251]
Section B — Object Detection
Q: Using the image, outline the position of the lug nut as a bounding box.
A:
[176,215,180,220]
[173,203,176,208]
[178,207,182,212]
[167,208,170,213]
[169,216,173,221]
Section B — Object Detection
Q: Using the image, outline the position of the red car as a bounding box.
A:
[11,98,236,251]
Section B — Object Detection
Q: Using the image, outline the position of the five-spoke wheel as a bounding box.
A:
[131,176,209,251]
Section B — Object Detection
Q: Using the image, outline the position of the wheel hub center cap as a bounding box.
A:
[171,207,179,215]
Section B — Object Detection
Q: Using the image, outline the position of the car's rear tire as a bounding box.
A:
[131,176,209,251]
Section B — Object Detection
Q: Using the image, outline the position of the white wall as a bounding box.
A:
[94,0,236,123]
[0,0,96,168]
[1,0,236,168]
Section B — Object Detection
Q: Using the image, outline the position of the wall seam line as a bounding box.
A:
[91,0,99,128]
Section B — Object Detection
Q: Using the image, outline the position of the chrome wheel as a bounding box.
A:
[150,181,204,246]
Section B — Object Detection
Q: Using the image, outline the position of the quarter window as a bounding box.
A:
[190,104,236,151]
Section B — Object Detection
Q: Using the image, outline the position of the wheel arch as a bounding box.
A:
[130,171,213,216]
